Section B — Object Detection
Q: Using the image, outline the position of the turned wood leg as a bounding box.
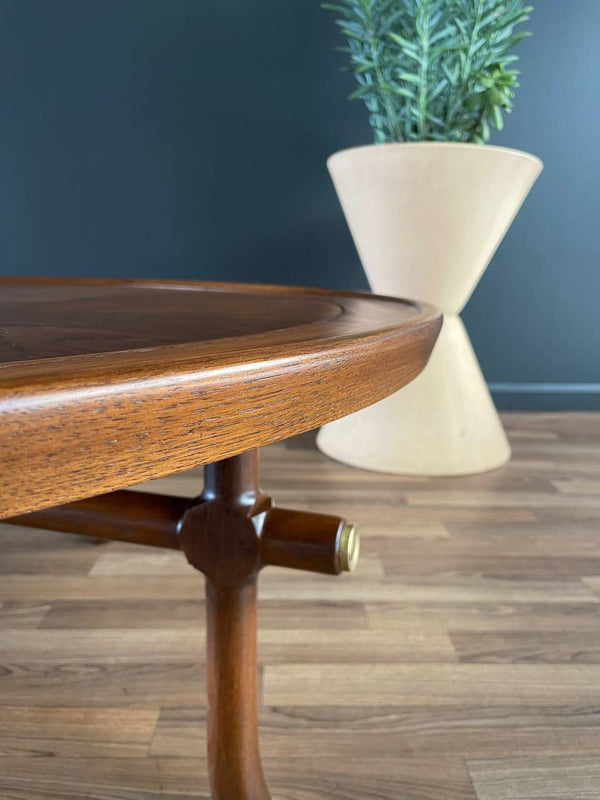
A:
[178,451,270,800]
[177,449,359,800]
[206,575,269,799]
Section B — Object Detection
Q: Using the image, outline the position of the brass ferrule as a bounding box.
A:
[337,522,360,573]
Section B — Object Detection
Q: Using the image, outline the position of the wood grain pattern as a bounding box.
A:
[468,756,600,800]
[0,412,599,798]
[37,599,368,631]
[0,661,207,707]
[451,629,600,663]
[262,663,600,707]
[0,706,159,754]
[0,278,440,518]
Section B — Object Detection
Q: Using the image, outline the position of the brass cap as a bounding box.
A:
[338,522,360,573]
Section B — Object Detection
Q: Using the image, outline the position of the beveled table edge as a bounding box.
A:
[0,278,442,517]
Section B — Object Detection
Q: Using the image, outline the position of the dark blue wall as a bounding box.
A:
[0,1,598,408]
[462,1,600,409]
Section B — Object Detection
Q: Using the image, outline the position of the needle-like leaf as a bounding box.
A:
[324,0,533,143]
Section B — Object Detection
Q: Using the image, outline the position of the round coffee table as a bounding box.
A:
[0,278,441,798]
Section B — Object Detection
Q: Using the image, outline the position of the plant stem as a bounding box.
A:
[416,1,430,139]
[447,0,484,136]
[362,0,403,141]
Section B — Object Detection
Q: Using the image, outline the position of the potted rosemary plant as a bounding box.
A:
[317,0,543,475]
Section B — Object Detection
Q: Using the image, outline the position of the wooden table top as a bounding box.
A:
[0,278,441,517]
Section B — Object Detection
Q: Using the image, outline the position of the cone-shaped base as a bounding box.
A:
[317,315,510,476]
[328,143,543,313]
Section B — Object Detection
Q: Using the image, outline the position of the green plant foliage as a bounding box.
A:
[323,0,533,143]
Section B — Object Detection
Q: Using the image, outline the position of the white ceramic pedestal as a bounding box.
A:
[317,142,543,475]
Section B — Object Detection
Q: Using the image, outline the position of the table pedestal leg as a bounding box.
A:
[177,449,359,799]
[177,451,271,800]
[206,575,270,800]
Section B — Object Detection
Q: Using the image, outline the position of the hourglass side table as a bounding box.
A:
[0,277,441,799]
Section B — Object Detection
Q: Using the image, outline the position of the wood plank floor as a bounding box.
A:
[0,412,599,799]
